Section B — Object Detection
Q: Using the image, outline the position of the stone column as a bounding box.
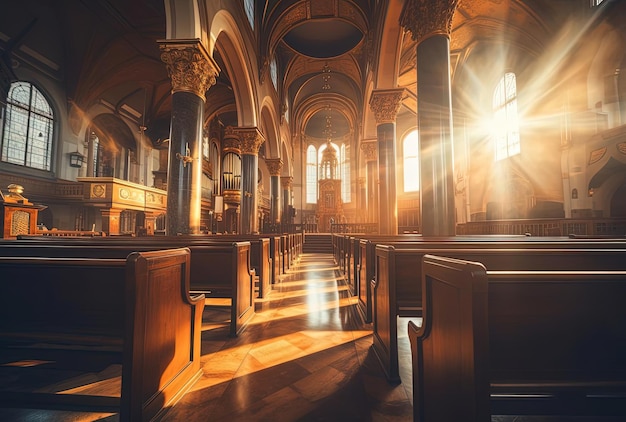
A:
[281,176,293,224]
[266,158,283,225]
[159,39,219,235]
[361,141,378,225]
[238,128,265,234]
[401,0,458,236]
[369,89,405,235]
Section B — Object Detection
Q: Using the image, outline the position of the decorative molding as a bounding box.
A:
[237,127,265,155]
[265,158,283,176]
[400,0,459,43]
[91,184,106,198]
[158,39,220,101]
[361,142,377,161]
[369,89,406,124]
[617,142,626,155]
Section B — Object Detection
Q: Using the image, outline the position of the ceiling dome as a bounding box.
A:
[283,19,363,58]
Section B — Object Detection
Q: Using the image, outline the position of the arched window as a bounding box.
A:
[1,81,54,171]
[270,57,278,91]
[93,135,112,177]
[341,143,351,203]
[306,144,317,203]
[244,0,254,30]
[493,72,520,161]
[403,130,420,192]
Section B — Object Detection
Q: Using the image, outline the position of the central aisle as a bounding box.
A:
[163,252,414,421]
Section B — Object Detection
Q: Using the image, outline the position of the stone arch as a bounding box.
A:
[89,113,137,179]
[259,98,280,159]
[210,10,257,128]
[374,1,404,89]
[163,0,208,43]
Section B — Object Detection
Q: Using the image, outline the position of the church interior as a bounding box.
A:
[1,0,626,421]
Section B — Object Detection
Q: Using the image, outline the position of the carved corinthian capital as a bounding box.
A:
[400,0,459,43]
[369,89,406,124]
[159,39,220,101]
[266,158,283,176]
[237,127,265,155]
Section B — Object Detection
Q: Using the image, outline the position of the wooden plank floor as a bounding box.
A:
[161,252,413,421]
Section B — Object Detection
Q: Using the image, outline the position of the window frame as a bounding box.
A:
[493,72,520,161]
[306,144,317,204]
[403,129,420,193]
[1,81,55,172]
[340,143,351,203]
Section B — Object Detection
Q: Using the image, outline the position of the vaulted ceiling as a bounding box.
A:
[0,0,593,147]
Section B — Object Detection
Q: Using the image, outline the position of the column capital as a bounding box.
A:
[223,126,241,153]
[237,127,265,155]
[400,0,459,43]
[158,39,220,101]
[281,176,293,189]
[265,158,283,176]
[360,141,378,161]
[369,88,406,124]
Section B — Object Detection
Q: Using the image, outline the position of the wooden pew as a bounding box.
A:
[355,234,423,321]
[281,234,289,272]
[352,233,536,322]
[195,234,273,297]
[0,240,255,336]
[408,254,626,421]
[18,233,274,297]
[358,235,626,323]
[0,248,204,422]
[268,235,281,284]
[373,244,626,383]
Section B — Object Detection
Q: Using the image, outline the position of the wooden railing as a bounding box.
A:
[330,223,378,234]
[457,218,626,237]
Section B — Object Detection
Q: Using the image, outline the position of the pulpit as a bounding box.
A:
[0,184,44,239]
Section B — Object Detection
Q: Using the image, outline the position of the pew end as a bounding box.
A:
[410,254,626,421]
[0,248,205,421]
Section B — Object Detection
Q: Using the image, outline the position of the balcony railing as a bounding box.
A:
[456,218,626,237]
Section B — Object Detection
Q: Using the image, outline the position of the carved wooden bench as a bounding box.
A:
[409,254,626,421]
[0,248,204,421]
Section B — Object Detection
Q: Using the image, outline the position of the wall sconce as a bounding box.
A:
[588,188,594,197]
[69,151,85,168]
